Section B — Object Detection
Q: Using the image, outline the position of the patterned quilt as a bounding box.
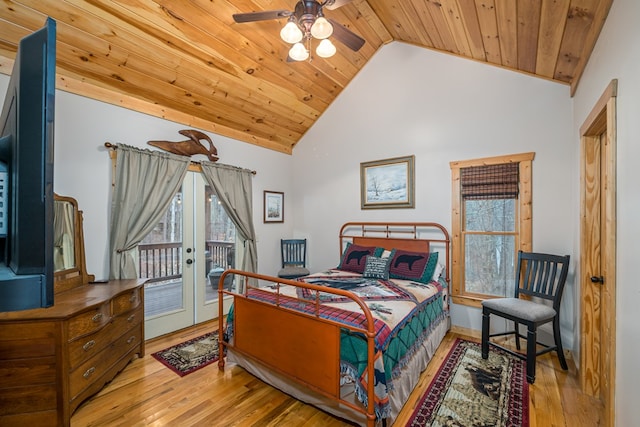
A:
[228,269,449,420]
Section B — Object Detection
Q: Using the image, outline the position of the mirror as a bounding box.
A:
[54,198,76,272]
[53,194,93,294]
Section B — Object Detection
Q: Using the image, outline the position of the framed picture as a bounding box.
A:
[360,155,415,209]
[263,190,284,223]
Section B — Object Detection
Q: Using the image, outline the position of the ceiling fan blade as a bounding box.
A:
[233,10,291,23]
[324,0,354,10]
[328,19,365,52]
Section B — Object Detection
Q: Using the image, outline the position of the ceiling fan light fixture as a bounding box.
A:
[316,38,336,58]
[310,16,333,39]
[281,19,303,43]
[289,42,309,61]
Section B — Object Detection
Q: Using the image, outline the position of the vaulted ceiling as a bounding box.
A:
[0,0,613,154]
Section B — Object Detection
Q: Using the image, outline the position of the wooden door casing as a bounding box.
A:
[579,79,617,427]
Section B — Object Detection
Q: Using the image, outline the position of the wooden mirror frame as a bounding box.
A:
[53,193,94,294]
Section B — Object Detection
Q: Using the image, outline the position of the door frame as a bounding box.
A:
[579,79,617,427]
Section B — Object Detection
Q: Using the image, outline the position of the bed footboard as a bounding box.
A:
[218,269,378,427]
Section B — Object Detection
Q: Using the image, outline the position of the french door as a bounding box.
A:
[144,172,235,339]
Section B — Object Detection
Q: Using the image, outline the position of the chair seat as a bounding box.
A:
[277,266,310,279]
[482,297,556,323]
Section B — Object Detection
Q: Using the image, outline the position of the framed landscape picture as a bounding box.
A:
[360,155,415,209]
[264,190,284,223]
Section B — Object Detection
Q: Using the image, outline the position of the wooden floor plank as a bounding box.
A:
[71,321,603,426]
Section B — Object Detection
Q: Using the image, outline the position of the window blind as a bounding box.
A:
[460,163,519,200]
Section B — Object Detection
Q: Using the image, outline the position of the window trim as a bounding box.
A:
[450,152,535,307]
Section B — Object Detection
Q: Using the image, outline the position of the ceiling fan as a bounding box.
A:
[232,0,365,61]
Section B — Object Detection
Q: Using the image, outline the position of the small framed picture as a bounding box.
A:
[263,190,284,223]
[360,155,415,209]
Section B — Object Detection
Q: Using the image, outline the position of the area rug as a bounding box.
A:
[152,332,220,377]
[407,338,529,427]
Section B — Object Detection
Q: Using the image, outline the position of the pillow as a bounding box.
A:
[337,243,383,274]
[432,262,445,281]
[363,255,392,280]
[389,249,439,284]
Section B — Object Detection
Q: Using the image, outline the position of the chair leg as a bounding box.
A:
[514,321,520,350]
[481,309,490,359]
[553,316,568,370]
[526,325,537,384]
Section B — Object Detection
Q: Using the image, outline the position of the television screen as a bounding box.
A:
[0,18,56,311]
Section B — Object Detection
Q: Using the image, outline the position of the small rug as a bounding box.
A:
[152,332,220,377]
[407,338,529,427]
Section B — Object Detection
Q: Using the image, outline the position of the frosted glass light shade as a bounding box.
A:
[280,21,303,44]
[310,17,333,39]
[316,39,336,58]
[289,42,309,61]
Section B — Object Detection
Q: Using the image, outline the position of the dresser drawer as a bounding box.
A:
[112,305,143,332]
[112,288,142,316]
[66,303,110,340]
[68,328,142,401]
[68,306,143,369]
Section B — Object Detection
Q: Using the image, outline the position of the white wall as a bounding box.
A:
[0,76,296,280]
[292,42,575,345]
[571,0,640,423]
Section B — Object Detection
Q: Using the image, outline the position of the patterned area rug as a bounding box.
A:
[152,332,220,377]
[407,339,529,427]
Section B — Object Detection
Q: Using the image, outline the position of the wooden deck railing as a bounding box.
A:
[139,241,234,283]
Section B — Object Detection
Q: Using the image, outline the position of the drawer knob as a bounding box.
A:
[127,314,136,323]
[129,293,137,303]
[83,367,96,379]
[126,336,136,344]
[82,340,96,351]
[92,313,103,323]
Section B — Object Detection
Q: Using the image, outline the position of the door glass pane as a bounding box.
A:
[464,234,516,297]
[141,190,184,317]
[204,185,236,302]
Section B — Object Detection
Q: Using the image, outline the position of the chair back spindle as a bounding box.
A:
[515,251,570,310]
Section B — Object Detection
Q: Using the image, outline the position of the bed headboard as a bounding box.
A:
[339,222,451,283]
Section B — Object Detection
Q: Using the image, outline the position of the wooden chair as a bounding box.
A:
[481,250,570,384]
[277,239,310,279]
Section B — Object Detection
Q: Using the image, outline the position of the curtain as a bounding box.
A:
[200,162,257,280]
[109,144,190,279]
[460,163,519,200]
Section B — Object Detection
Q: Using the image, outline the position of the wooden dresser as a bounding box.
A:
[0,195,146,426]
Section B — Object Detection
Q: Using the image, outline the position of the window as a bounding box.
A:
[450,153,534,307]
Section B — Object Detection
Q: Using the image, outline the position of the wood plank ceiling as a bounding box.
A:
[0,0,613,154]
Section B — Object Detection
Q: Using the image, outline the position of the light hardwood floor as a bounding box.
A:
[71,321,603,426]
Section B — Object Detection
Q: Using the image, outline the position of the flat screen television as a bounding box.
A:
[0,18,56,311]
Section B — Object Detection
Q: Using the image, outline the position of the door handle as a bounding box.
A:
[590,276,604,284]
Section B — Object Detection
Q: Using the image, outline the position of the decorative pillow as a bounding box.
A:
[363,255,392,280]
[432,262,445,281]
[337,243,383,274]
[389,250,439,284]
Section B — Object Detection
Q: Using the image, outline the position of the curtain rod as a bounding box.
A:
[104,142,257,175]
